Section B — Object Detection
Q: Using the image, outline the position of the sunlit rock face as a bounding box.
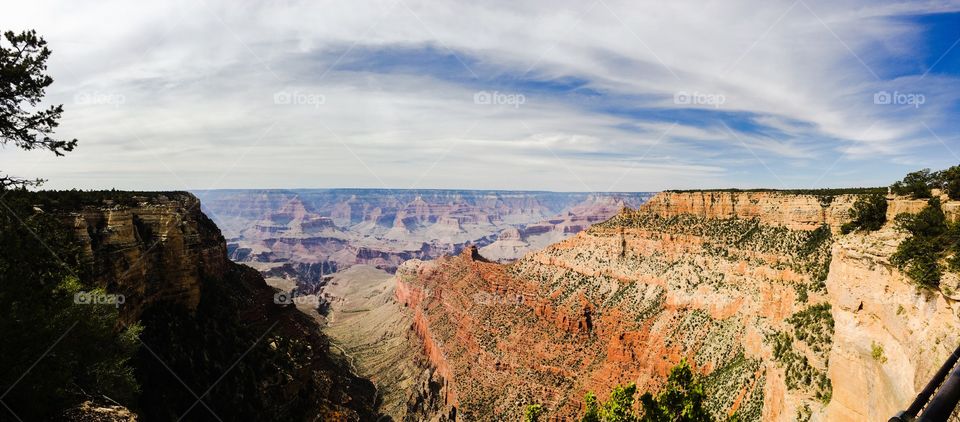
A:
[62,193,227,322]
[393,191,960,421]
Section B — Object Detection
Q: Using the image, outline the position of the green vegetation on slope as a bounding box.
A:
[787,303,834,360]
[579,360,717,422]
[596,213,833,292]
[767,330,831,404]
[890,165,960,200]
[0,194,141,419]
[840,193,888,234]
[890,198,960,287]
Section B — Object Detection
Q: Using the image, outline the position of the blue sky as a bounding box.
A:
[2,0,960,191]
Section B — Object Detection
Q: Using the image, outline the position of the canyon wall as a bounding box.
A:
[195,189,654,276]
[395,190,960,421]
[643,191,859,232]
[62,193,226,323]
[45,192,381,421]
[825,228,960,420]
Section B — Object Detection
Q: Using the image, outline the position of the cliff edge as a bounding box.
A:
[33,191,382,421]
[394,190,960,421]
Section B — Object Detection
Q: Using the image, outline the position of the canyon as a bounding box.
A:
[39,192,382,421]
[388,190,960,421]
[194,189,653,274]
[38,188,960,421]
[191,188,654,420]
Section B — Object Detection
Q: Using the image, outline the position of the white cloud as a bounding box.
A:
[1,0,959,191]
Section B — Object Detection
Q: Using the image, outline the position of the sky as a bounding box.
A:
[2,0,960,192]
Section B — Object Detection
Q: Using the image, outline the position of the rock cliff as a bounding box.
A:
[395,190,960,421]
[41,192,382,421]
[62,193,226,323]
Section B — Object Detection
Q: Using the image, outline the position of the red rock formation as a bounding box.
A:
[393,191,859,420]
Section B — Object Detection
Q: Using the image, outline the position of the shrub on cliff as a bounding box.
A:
[525,404,545,421]
[0,194,140,419]
[936,165,960,200]
[890,198,960,287]
[840,193,888,234]
[891,169,935,199]
[580,360,715,422]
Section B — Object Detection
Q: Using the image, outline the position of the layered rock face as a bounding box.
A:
[62,193,226,322]
[395,191,960,421]
[47,192,381,421]
[825,229,960,421]
[195,189,654,275]
[644,191,860,232]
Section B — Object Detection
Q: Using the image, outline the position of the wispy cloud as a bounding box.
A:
[1,0,959,191]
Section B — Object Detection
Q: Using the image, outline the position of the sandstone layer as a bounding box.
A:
[394,191,960,421]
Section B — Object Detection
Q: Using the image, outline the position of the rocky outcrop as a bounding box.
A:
[644,191,859,232]
[61,193,226,323]
[825,228,960,421]
[45,192,381,421]
[394,190,960,421]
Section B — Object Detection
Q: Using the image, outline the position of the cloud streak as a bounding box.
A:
[2,0,959,191]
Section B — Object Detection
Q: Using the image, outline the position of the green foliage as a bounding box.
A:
[891,169,935,199]
[21,189,192,210]
[639,359,712,422]
[702,352,762,421]
[840,193,888,234]
[938,165,960,200]
[888,165,960,200]
[580,360,714,422]
[786,303,834,360]
[795,404,812,422]
[767,330,832,403]
[0,30,77,188]
[890,198,960,287]
[896,198,947,237]
[525,404,545,422]
[607,383,639,422]
[871,342,887,364]
[0,194,140,419]
[583,392,602,422]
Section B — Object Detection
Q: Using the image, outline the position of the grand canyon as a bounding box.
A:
[5,3,960,421]
[184,188,958,421]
